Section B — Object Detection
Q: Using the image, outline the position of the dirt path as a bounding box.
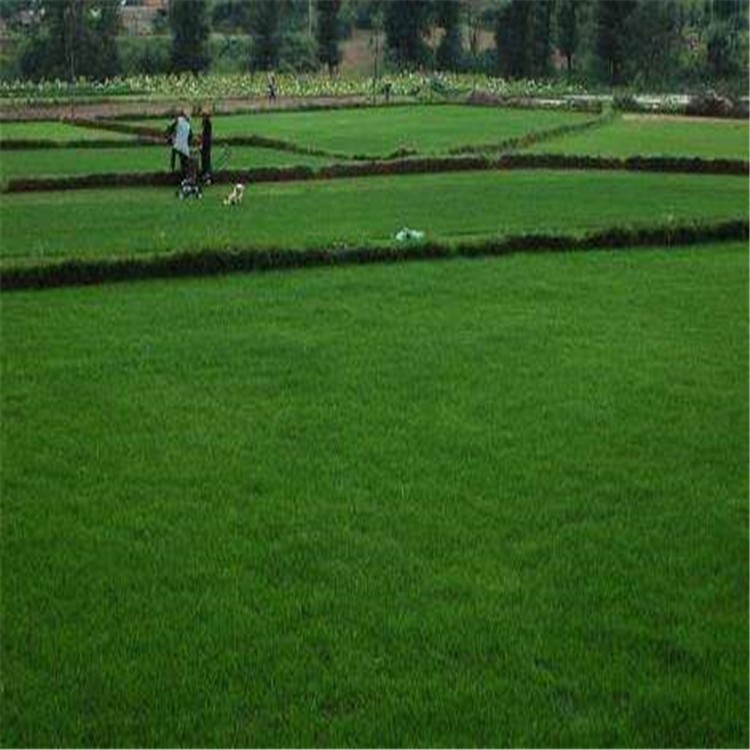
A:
[622,112,747,125]
[0,94,382,121]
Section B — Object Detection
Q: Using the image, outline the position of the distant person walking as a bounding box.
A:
[200,108,213,183]
[267,73,277,102]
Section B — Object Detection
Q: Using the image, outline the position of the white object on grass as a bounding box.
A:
[224,183,245,206]
[395,227,425,242]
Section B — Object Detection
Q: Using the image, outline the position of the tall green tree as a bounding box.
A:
[594,0,637,84]
[529,0,553,77]
[384,0,432,69]
[435,0,463,71]
[249,0,283,71]
[495,0,532,78]
[43,0,85,81]
[34,0,120,81]
[704,0,748,81]
[169,0,210,74]
[624,0,681,87]
[556,0,580,79]
[316,0,342,74]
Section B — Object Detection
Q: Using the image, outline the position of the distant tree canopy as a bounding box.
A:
[594,0,637,85]
[384,0,432,69]
[169,0,210,74]
[19,0,120,81]
[495,0,552,79]
[435,0,463,71]
[556,0,580,79]
[316,0,342,74]
[248,0,282,71]
[3,0,748,94]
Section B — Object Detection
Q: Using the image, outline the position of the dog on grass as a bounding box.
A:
[224,183,245,206]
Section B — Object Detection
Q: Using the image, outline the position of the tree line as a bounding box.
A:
[4,0,748,92]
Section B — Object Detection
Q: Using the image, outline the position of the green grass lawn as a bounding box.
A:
[524,115,750,160]
[0,145,342,182]
[2,244,747,747]
[0,120,135,142]
[1,170,746,267]
[134,105,594,156]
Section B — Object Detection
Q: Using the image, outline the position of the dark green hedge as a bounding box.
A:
[0,138,160,150]
[447,112,615,156]
[5,152,747,193]
[65,117,164,140]
[2,219,746,292]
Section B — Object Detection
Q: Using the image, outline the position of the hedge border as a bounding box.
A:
[1,219,746,292]
[0,136,158,150]
[447,111,614,155]
[5,152,748,193]
[80,109,612,161]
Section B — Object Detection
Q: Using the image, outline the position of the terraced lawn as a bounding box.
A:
[524,115,750,160]
[1,169,746,267]
[2,245,747,747]
[0,145,342,183]
[1,101,748,749]
[0,120,135,142]
[133,104,595,157]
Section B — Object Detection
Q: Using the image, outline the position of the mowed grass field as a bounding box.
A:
[2,246,747,747]
[0,146,339,183]
[2,108,746,186]
[524,114,750,159]
[1,102,748,747]
[0,120,133,142]
[133,104,596,156]
[1,171,747,266]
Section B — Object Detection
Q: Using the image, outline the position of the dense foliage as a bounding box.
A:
[0,0,747,93]
[168,0,210,74]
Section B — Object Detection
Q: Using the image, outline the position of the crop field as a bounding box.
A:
[1,101,748,748]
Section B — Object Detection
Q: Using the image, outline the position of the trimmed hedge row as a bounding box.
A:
[0,138,159,150]
[66,117,164,140]
[64,107,613,162]
[1,219,746,292]
[5,152,748,193]
[448,112,615,155]
[29,118,409,161]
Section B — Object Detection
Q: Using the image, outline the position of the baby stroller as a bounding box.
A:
[177,148,203,200]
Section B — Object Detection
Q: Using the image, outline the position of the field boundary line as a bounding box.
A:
[1,219,746,292]
[447,111,616,155]
[4,153,748,193]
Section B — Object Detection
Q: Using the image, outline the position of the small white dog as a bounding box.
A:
[223,183,245,206]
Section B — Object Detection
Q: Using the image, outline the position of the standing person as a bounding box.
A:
[267,72,277,102]
[172,109,192,180]
[200,107,213,184]
[165,113,178,172]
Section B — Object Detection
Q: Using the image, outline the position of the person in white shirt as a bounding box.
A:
[166,110,192,178]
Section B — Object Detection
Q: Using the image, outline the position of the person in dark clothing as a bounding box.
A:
[200,109,213,184]
[165,115,177,172]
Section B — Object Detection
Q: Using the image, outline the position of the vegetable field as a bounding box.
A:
[1,101,748,748]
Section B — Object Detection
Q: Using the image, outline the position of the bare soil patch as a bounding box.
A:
[622,113,747,125]
[0,95,375,122]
